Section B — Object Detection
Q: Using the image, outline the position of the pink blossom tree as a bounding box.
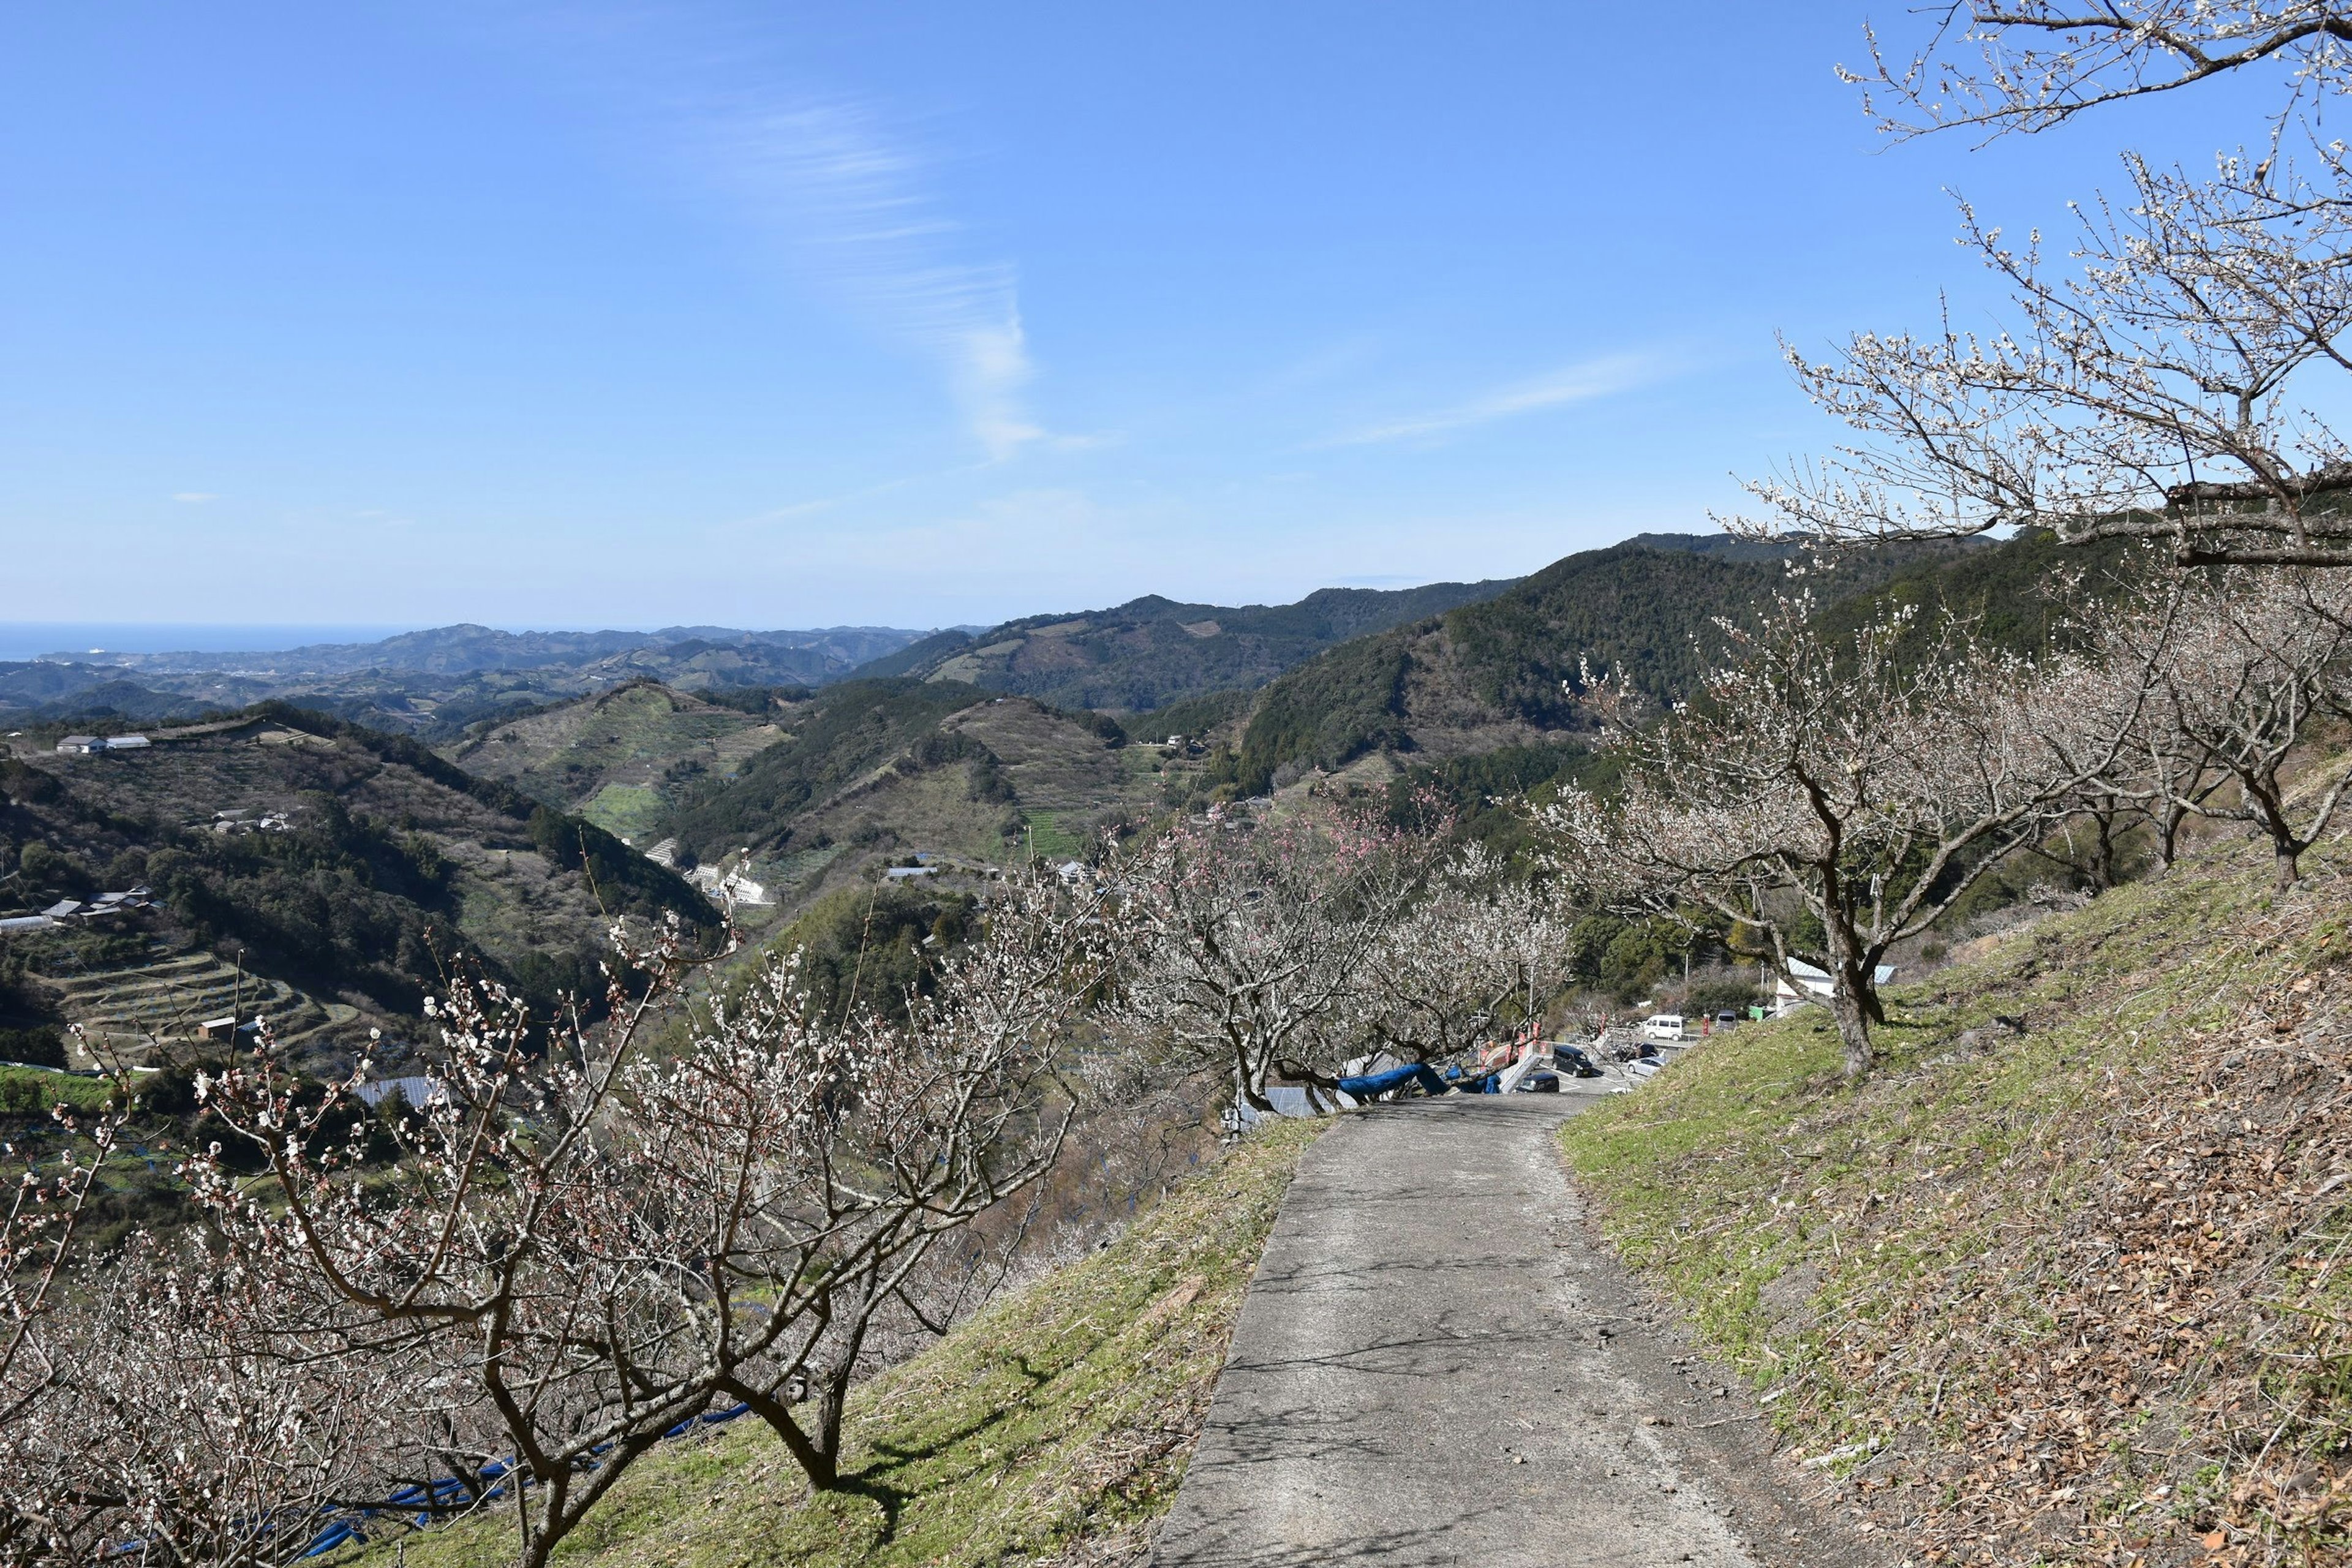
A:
[1109,804,1438,1114]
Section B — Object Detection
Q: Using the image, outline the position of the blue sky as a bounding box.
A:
[0,2,2266,631]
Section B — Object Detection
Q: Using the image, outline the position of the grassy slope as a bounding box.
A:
[666,679,993,861]
[1561,835,2352,1566]
[442,684,777,839]
[374,1118,1322,1568]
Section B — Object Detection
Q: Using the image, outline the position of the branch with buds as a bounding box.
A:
[1107,803,1447,1114]
[1540,596,2158,1079]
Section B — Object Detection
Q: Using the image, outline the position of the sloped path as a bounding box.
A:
[1148,1095,1871,1568]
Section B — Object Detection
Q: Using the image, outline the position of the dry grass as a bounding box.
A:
[1562,833,2352,1566]
[353,1117,1322,1568]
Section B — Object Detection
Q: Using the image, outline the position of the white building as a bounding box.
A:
[1768,959,1897,1017]
[688,862,773,907]
[55,736,100,755]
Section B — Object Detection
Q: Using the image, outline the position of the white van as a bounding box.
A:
[1640,1014,1687,1043]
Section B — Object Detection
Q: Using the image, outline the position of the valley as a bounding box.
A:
[0,708,716,1072]
[2,531,2103,1054]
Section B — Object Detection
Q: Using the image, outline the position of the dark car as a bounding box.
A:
[1553,1044,1605,1079]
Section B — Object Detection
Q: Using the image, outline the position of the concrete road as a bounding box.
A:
[1149,1094,1867,1568]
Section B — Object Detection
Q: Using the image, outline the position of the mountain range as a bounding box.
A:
[0,624,951,734]
[3,527,2115,1063]
[435,532,2067,921]
[0,575,1537,736]
[54,623,936,679]
[858,577,1524,712]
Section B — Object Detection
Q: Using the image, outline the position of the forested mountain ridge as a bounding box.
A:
[1221,533,1989,794]
[0,623,946,739]
[853,576,1524,712]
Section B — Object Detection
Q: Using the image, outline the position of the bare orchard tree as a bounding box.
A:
[193,919,729,1568]
[1735,154,2352,566]
[196,876,1105,1564]
[1851,3,2352,145]
[0,1045,395,1568]
[1721,4,2352,567]
[1343,844,1577,1068]
[2098,567,2352,886]
[646,870,1112,1489]
[1542,600,2152,1079]
[0,1234,395,1568]
[0,1066,132,1564]
[1110,804,1435,1114]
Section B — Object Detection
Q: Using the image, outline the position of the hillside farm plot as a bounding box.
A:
[444,682,784,837]
[4,722,712,1036]
[42,946,350,1064]
[943,697,1134,813]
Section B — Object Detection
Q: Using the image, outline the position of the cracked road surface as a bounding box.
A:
[1148,1094,1868,1568]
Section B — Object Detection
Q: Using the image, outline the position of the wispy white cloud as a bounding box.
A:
[171,492,219,503]
[689,97,1044,460]
[1328,352,1668,446]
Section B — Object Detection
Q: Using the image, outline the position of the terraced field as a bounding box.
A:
[41,946,353,1065]
[443,682,786,840]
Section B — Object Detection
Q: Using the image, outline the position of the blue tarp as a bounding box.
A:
[296,1403,755,1556]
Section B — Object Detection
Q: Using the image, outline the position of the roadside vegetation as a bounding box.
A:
[1563,830,2352,1563]
[366,1118,1320,1568]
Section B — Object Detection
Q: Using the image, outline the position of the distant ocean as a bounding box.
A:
[0,623,425,663]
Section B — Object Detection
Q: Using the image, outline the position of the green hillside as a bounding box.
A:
[442,680,789,843]
[1223,533,2015,795]
[0,704,717,1058]
[363,1118,1323,1568]
[1227,543,1785,793]
[1559,827,2352,1564]
[654,680,1178,913]
[665,679,1000,861]
[1808,527,2143,661]
[858,577,1522,712]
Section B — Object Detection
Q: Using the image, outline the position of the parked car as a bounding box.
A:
[1553,1043,1605,1079]
[1715,1010,1741,1027]
[1640,1013,1687,1043]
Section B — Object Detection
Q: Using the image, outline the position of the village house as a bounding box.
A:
[53,734,149,755]
[1767,959,1898,1019]
[688,860,772,906]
